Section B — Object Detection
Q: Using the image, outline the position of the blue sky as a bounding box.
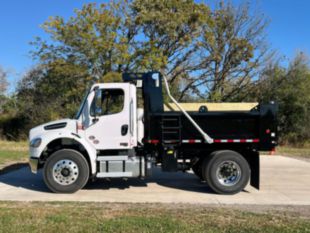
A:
[0,0,309,92]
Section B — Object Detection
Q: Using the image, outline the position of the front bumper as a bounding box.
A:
[29,157,39,174]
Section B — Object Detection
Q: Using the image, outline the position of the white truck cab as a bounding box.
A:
[29,82,145,193]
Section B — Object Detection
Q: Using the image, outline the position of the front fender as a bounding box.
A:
[30,131,97,174]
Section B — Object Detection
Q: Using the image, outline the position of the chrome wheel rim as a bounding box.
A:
[52,159,79,185]
[216,160,241,186]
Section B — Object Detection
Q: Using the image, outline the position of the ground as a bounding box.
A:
[0,141,310,232]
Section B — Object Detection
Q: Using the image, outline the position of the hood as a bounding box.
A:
[29,119,77,140]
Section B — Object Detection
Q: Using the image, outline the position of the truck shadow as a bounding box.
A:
[0,166,218,194]
[0,166,50,193]
[85,167,215,194]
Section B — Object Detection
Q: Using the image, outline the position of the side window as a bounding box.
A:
[90,89,124,116]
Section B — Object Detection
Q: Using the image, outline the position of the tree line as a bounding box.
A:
[0,0,309,145]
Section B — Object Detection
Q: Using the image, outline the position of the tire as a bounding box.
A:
[192,160,204,180]
[43,149,89,193]
[202,150,250,195]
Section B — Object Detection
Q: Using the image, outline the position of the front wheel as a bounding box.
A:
[43,149,89,193]
[202,150,250,195]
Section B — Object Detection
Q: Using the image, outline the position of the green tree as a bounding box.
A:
[31,1,270,103]
[251,53,310,145]
[17,61,90,124]
[130,0,211,70]
[29,0,213,106]
[12,0,273,138]
[33,1,212,81]
[32,2,131,81]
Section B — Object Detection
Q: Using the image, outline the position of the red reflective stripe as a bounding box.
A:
[148,140,159,144]
[240,139,247,143]
[214,139,221,143]
[227,139,234,143]
[189,139,196,144]
[252,139,260,143]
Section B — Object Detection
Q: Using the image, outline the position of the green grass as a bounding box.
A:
[0,141,28,166]
[277,146,310,158]
[0,202,309,233]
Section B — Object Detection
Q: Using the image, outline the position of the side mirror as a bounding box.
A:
[91,88,102,121]
[94,88,102,116]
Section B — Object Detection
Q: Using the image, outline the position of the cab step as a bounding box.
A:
[96,172,133,178]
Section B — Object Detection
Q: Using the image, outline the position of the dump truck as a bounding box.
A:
[29,72,277,194]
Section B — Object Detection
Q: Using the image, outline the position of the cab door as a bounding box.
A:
[83,83,134,150]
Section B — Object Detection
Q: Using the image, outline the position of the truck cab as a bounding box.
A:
[29,72,277,194]
[78,83,138,150]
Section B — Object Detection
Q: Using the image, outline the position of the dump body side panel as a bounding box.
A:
[145,104,277,151]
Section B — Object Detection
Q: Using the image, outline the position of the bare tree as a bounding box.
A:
[0,66,8,95]
[178,1,274,102]
[0,66,9,114]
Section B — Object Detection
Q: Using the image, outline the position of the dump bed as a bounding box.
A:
[145,103,277,151]
[122,72,277,151]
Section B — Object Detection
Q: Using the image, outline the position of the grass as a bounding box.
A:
[276,146,310,159]
[0,140,28,167]
[0,202,309,233]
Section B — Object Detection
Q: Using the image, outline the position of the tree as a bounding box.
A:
[178,1,273,101]
[128,0,212,101]
[0,66,9,114]
[16,0,272,134]
[130,0,211,71]
[31,1,272,103]
[17,61,90,124]
[32,2,131,82]
[0,66,8,95]
[250,53,310,145]
[32,1,212,82]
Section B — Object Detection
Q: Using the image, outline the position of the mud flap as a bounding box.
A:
[162,148,178,172]
[248,152,260,190]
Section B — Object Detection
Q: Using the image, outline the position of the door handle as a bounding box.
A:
[121,124,128,136]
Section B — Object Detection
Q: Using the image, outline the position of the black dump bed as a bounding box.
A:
[122,72,277,151]
[145,103,277,151]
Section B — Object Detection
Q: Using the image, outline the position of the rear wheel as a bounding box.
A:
[202,150,250,194]
[43,149,89,193]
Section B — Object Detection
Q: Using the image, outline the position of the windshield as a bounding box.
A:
[75,88,91,119]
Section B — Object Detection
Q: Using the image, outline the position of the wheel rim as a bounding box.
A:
[215,160,241,186]
[52,159,79,185]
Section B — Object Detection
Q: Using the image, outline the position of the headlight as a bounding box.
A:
[30,138,42,148]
